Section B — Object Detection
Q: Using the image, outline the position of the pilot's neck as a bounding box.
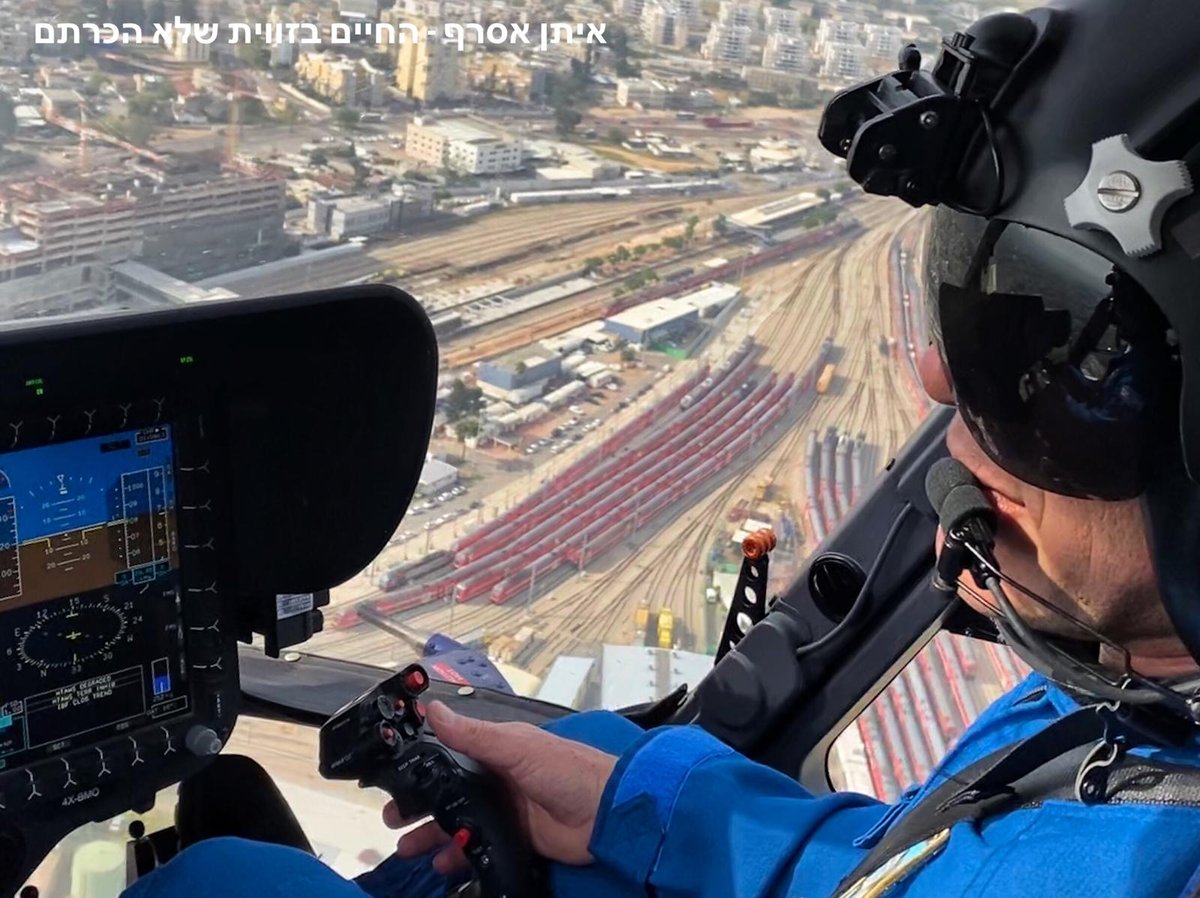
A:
[1100,639,1200,680]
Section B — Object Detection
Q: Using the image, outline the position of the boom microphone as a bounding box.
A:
[925,458,996,535]
[925,458,996,591]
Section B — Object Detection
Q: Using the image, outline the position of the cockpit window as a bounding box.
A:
[10,5,1026,891]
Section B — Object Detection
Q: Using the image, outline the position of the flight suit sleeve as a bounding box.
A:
[585,724,884,898]
[120,837,371,898]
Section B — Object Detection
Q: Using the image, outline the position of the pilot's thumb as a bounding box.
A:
[426,701,527,772]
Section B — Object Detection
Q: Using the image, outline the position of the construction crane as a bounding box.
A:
[78,106,89,173]
[225,91,241,165]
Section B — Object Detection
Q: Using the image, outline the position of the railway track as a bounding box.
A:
[308,202,931,674]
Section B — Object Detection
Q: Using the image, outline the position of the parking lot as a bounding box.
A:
[390,482,483,544]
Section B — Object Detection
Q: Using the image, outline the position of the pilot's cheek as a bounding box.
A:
[918,345,954,406]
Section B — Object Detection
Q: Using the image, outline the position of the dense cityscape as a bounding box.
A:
[1,0,1037,891]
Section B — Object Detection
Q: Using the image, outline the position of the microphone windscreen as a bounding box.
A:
[925,457,996,534]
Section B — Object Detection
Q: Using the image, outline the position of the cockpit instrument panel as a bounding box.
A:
[0,425,189,770]
[0,286,436,895]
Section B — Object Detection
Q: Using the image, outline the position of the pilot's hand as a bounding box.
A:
[383,701,617,874]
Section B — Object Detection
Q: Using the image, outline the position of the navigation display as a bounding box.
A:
[0,425,188,769]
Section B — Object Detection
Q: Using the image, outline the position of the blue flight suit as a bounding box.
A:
[123,673,1200,898]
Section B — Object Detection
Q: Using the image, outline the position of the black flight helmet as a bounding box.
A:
[820,1,1200,671]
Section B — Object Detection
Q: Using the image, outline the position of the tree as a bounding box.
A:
[684,214,699,242]
[308,148,328,166]
[454,417,481,460]
[583,256,605,275]
[608,24,639,77]
[514,361,528,375]
[335,108,361,129]
[817,188,831,202]
[606,126,626,145]
[713,214,728,236]
[620,347,637,363]
[554,106,582,137]
[445,379,484,422]
[127,92,166,120]
[614,245,631,263]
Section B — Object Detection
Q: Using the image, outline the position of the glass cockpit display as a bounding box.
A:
[0,425,187,769]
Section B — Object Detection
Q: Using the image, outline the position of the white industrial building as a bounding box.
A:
[604,298,699,347]
[537,656,596,709]
[327,196,398,240]
[616,78,669,108]
[575,360,615,388]
[678,281,741,317]
[418,456,459,496]
[599,645,714,710]
[406,117,524,175]
[543,380,588,408]
[306,192,424,240]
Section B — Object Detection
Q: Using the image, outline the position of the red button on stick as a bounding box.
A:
[452,828,473,850]
[404,669,427,692]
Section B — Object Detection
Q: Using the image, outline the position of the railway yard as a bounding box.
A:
[297,190,1031,800]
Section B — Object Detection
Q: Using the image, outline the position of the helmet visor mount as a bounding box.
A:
[925,207,1176,501]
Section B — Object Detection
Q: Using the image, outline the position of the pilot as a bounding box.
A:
[123,1,1200,896]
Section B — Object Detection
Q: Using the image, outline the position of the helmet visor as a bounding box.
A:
[924,207,1177,500]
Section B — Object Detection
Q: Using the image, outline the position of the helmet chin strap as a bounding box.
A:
[927,458,1200,727]
[955,545,1200,722]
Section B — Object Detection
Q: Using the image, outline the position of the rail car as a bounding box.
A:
[935,635,980,721]
[456,356,759,569]
[375,549,453,590]
[561,376,794,566]
[429,311,464,338]
[452,366,716,560]
[857,713,895,800]
[916,651,963,740]
[951,636,978,678]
